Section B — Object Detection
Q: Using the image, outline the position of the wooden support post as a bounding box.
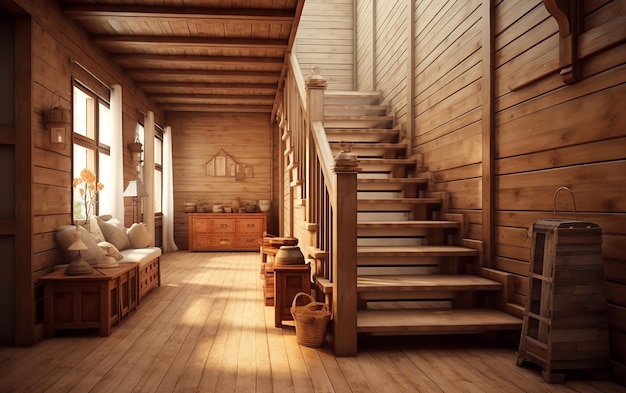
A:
[305,67,327,222]
[332,146,360,356]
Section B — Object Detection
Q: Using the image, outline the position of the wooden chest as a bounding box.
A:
[188,213,266,251]
[517,219,610,383]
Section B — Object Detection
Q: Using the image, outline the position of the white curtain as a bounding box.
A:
[110,84,124,221]
[162,125,178,252]
[143,111,155,246]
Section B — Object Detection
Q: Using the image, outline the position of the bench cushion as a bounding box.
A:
[119,247,162,266]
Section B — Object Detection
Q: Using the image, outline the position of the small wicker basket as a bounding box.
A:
[290,292,331,348]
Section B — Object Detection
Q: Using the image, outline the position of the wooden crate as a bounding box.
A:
[517,219,611,383]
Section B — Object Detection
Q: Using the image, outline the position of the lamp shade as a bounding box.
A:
[123,180,149,197]
[68,226,88,251]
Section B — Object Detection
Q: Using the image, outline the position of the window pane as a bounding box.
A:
[73,145,96,222]
[154,138,162,166]
[98,152,112,216]
[99,102,111,146]
[154,168,162,213]
[73,86,95,140]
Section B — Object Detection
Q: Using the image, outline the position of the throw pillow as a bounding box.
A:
[127,222,152,248]
[97,241,124,261]
[87,216,106,243]
[96,217,130,250]
[55,225,105,265]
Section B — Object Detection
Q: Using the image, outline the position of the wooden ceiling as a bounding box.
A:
[59,0,305,115]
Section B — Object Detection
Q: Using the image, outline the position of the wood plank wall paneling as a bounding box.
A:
[8,0,164,344]
[295,0,354,90]
[355,0,374,91]
[359,0,626,377]
[373,0,407,125]
[166,112,273,249]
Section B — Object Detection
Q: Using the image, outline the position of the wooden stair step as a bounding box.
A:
[325,104,388,116]
[326,129,399,143]
[357,308,522,334]
[356,274,502,292]
[357,178,427,191]
[357,198,441,211]
[358,220,459,237]
[358,158,416,172]
[324,91,381,105]
[357,245,478,257]
[324,115,394,129]
[358,220,458,229]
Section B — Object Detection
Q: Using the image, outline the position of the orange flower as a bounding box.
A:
[73,168,104,219]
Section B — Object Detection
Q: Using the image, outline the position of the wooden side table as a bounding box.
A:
[274,263,311,327]
[40,262,139,337]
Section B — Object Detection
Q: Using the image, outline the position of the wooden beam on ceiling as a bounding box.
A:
[110,54,285,67]
[92,35,289,50]
[125,69,280,80]
[136,81,278,92]
[162,104,273,113]
[61,4,296,23]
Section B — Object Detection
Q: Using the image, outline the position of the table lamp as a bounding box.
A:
[65,225,93,276]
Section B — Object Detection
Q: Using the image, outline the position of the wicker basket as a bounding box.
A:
[290,292,331,348]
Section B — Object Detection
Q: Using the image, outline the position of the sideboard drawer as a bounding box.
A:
[188,213,267,251]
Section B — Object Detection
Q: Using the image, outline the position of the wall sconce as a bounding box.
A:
[127,135,143,168]
[44,91,70,144]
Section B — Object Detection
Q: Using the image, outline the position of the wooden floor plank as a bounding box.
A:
[0,251,623,393]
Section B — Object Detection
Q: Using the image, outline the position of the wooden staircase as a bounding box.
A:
[315,91,521,337]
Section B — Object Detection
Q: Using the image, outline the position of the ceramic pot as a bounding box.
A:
[258,199,271,212]
[183,202,196,213]
[231,197,241,210]
[274,245,305,265]
[212,204,223,213]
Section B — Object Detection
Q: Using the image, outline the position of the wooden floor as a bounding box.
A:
[1,251,624,393]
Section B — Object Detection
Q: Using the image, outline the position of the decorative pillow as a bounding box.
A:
[87,216,106,243]
[97,241,124,261]
[127,222,152,249]
[96,217,130,250]
[55,225,105,265]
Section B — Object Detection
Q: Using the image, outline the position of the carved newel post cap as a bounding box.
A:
[305,66,327,89]
[333,142,360,173]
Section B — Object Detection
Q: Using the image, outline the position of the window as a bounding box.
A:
[72,83,111,222]
[154,128,163,215]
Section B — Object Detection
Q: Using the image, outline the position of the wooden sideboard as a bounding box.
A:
[188,213,267,251]
[40,262,139,337]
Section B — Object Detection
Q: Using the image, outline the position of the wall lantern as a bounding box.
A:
[127,135,143,168]
[44,91,70,144]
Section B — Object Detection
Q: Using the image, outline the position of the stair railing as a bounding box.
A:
[282,56,359,356]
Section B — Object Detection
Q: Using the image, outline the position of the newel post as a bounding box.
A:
[332,144,360,356]
[305,67,327,218]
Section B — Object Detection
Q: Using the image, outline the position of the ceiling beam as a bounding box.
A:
[162,104,273,113]
[137,81,278,92]
[61,4,295,23]
[92,35,289,50]
[125,69,280,80]
[110,54,285,67]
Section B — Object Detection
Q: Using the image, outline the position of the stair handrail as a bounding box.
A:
[282,60,359,356]
[310,120,335,195]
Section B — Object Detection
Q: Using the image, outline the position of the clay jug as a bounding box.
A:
[274,245,305,265]
[231,197,241,210]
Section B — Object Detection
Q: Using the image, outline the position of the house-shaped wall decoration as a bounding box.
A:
[204,149,252,181]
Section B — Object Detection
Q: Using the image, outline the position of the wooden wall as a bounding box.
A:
[166,112,275,249]
[356,0,409,127]
[493,0,626,380]
[354,0,626,381]
[295,0,354,90]
[5,0,163,345]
